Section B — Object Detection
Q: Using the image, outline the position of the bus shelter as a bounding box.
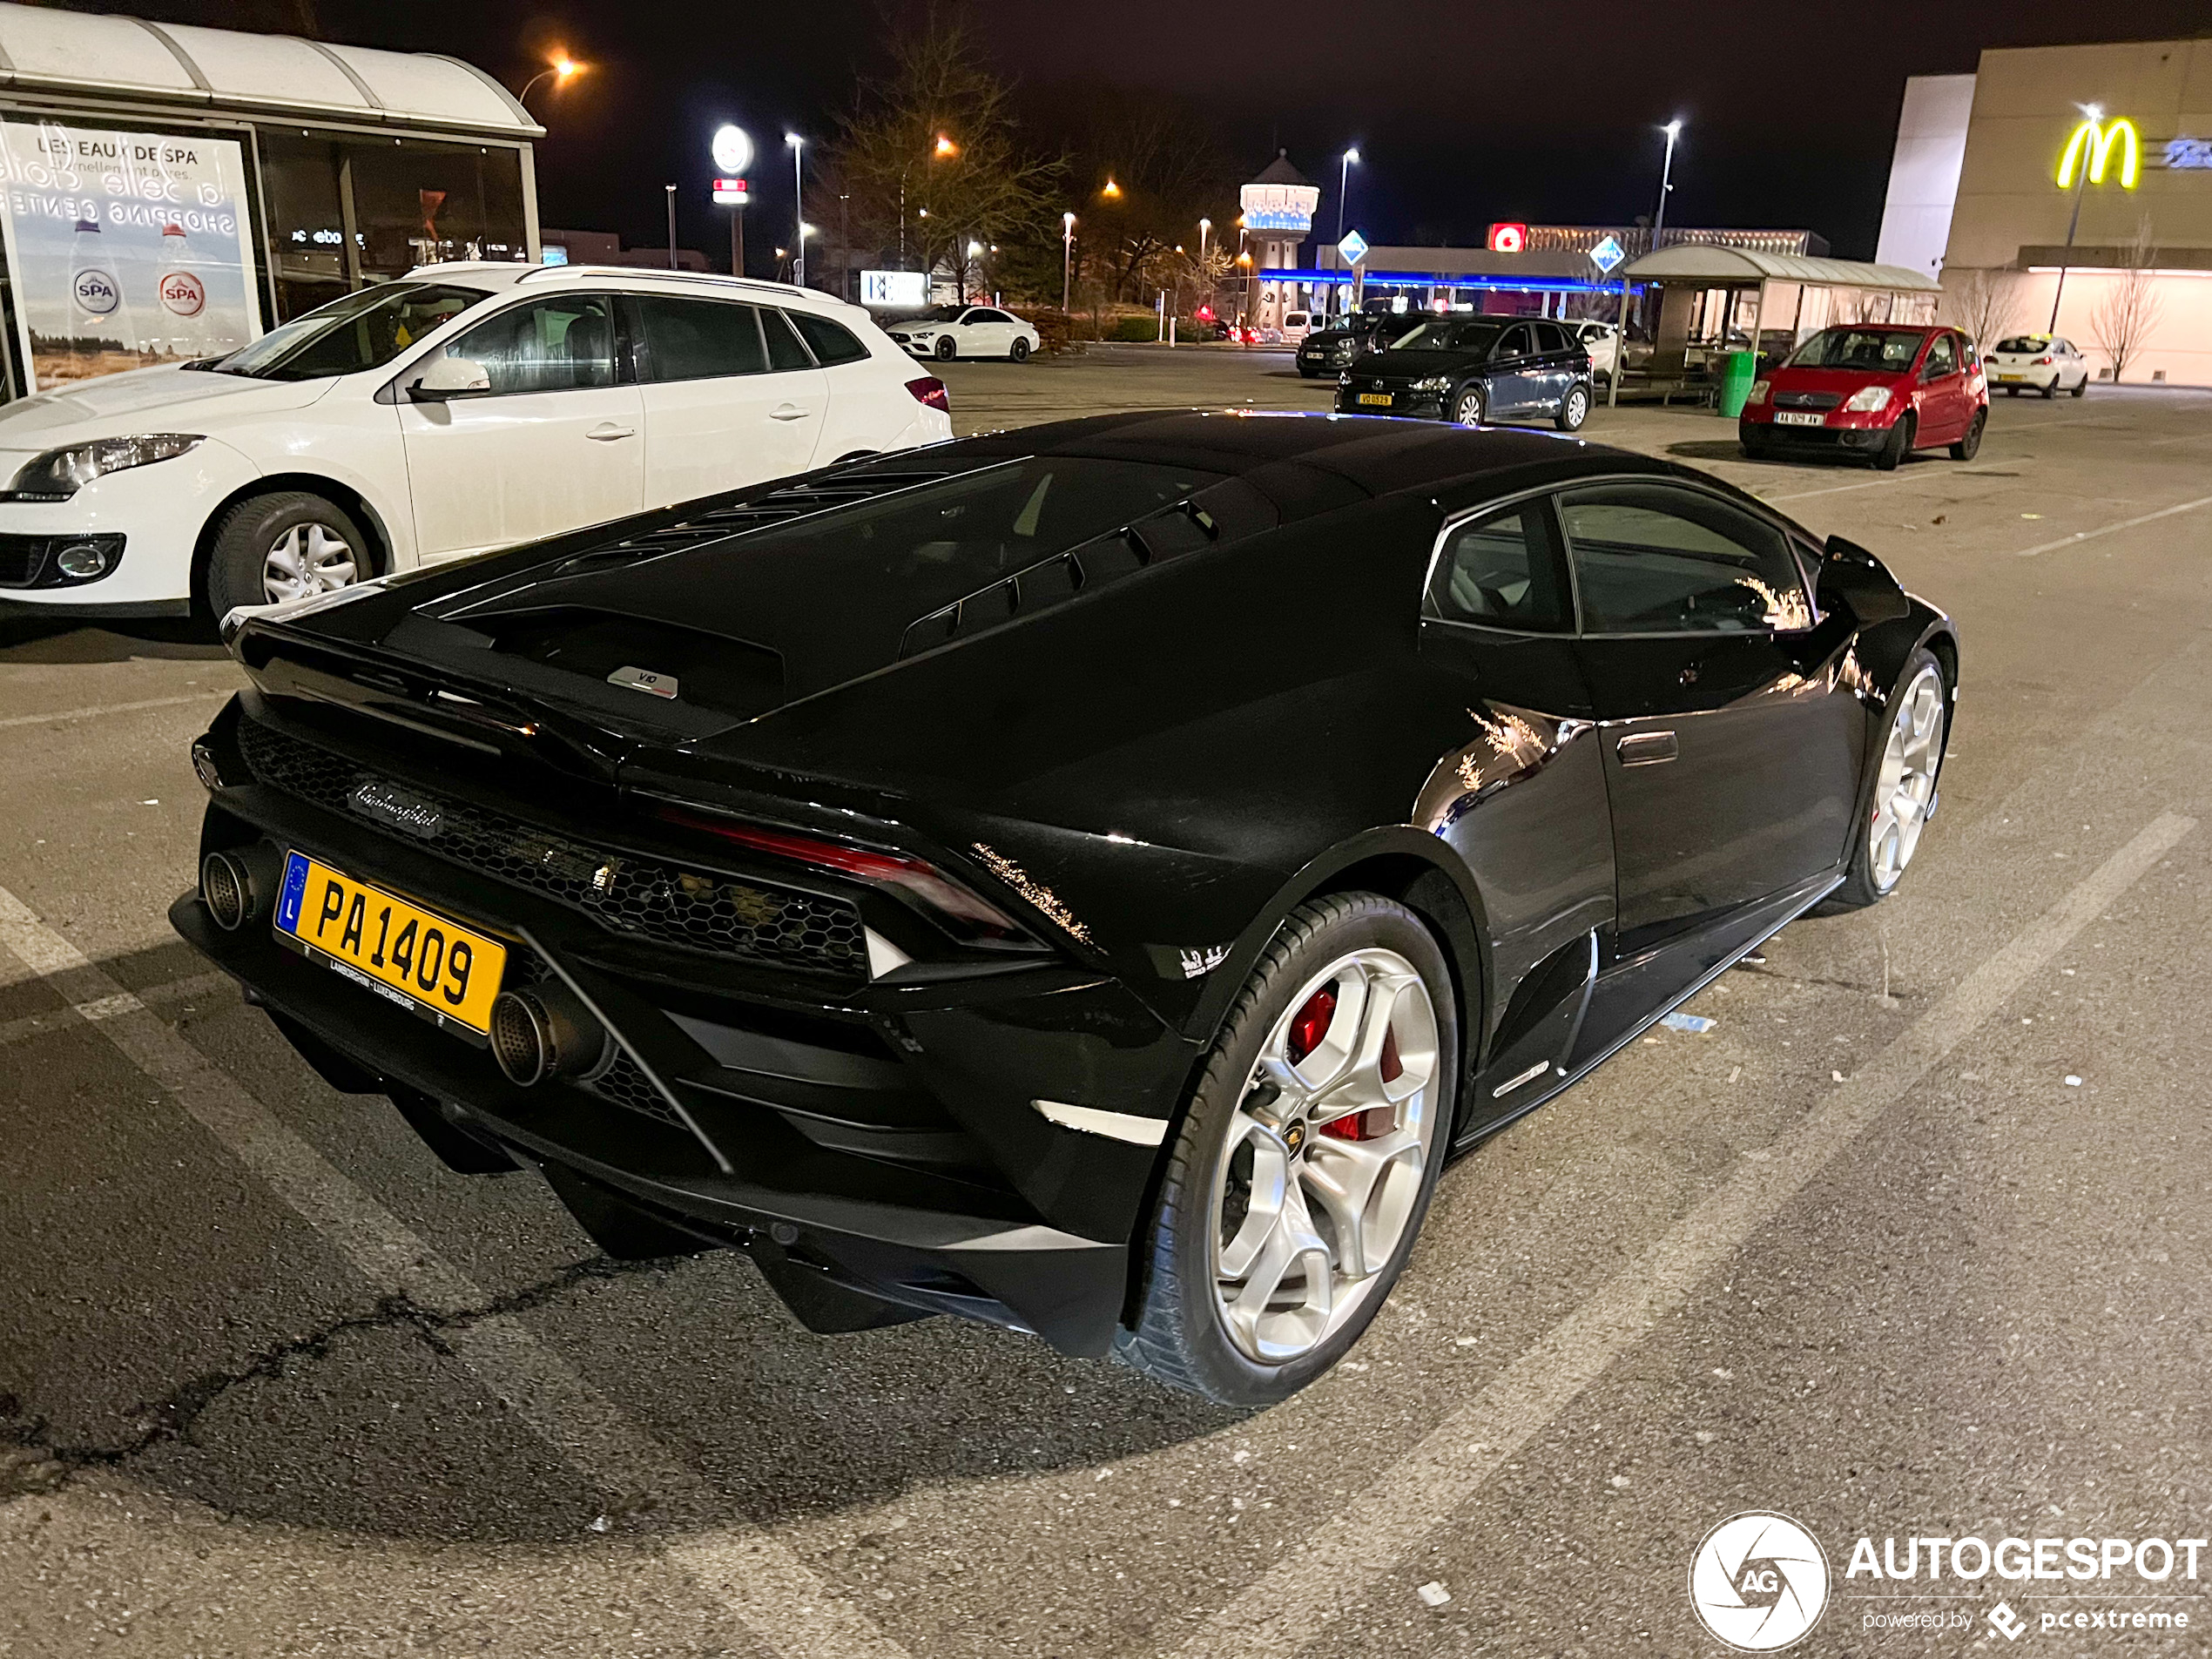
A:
[0,2,540,401]
[1616,245,1942,381]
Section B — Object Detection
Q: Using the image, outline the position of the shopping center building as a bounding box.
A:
[1878,37,2210,386]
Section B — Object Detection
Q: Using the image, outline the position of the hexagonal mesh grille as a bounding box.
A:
[237,717,867,978]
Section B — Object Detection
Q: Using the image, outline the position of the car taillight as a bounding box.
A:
[905,376,950,411]
[2032,355,2053,366]
[652,806,1032,945]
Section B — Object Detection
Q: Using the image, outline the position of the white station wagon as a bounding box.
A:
[0,264,953,623]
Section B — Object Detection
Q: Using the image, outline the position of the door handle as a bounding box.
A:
[585,423,636,441]
[769,404,813,421]
[1618,731,1679,766]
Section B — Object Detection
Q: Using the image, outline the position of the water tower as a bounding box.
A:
[1238,150,1319,335]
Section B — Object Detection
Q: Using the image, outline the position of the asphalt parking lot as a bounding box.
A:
[3,347,2210,1656]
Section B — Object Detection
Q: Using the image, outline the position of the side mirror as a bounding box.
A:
[1817,536,1911,625]
[408,355,492,401]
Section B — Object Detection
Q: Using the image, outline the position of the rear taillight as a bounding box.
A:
[905,375,950,411]
[653,806,1032,946]
[2033,355,2053,366]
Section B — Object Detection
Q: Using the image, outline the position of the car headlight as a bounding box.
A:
[1842,385,1894,414]
[9,434,204,500]
[1411,375,1453,394]
[1745,380,1771,407]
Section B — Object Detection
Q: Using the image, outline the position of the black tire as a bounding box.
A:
[1009,337,1030,363]
[2004,386,2019,396]
[1554,381,1591,432]
[2040,379,2056,400]
[203,489,374,620]
[1947,408,1985,461]
[1115,893,1460,1406]
[934,335,957,362]
[1452,384,1487,427]
[1829,648,1948,911]
[1297,362,1318,379]
[2069,378,2087,398]
[1872,413,1913,471]
[1740,432,1770,461]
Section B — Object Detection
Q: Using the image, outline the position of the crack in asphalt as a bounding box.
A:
[0,1253,690,1501]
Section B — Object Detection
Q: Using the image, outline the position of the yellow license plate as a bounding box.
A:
[273,851,506,1035]
[1358,392,1393,406]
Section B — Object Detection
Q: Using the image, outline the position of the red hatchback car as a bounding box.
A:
[1740,324,1987,469]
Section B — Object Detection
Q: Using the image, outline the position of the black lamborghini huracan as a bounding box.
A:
[174,412,1957,1405]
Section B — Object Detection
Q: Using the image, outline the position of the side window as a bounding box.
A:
[1496,323,1534,360]
[1957,334,1979,371]
[759,307,813,372]
[1426,502,1570,633]
[787,309,872,367]
[637,296,766,381]
[1557,482,1812,635]
[1534,320,1571,354]
[970,308,1010,325]
[446,294,617,395]
[1924,334,1958,379]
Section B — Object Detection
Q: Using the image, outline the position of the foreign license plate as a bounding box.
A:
[1995,373,2021,382]
[1774,411,1824,427]
[273,851,506,1035]
[1358,392,1394,407]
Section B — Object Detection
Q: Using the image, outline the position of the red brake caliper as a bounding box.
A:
[1320,1019,1400,1143]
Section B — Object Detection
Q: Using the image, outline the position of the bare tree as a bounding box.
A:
[822,4,1062,288]
[1940,266,2024,347]
[2091,220,2164,383]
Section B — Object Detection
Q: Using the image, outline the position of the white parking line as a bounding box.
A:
[0,884,915,1659]
[0,690,231,732]
[2014,493,2212,556]
[1170,811,2194,1659]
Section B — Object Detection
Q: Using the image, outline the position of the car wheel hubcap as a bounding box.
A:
[1869,664,1945,893]
[1456,394,1481,426]
[262,522,358,604]
[1568,389,1587,423]
[1211,948,1440,1365]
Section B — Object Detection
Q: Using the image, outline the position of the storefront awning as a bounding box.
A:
[1621,245,1939,291]
[0,2,540,138]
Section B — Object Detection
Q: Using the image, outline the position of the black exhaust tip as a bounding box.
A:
[201,845,278,931]
[489,984,610,1087]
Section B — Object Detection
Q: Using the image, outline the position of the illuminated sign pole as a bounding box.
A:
[712,125,752,277]
[2050,108,2139,331]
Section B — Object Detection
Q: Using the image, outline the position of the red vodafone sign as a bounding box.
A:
[1487,222,1527,253]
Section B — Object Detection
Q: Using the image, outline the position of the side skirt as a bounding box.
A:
[1448,867,1842,1153]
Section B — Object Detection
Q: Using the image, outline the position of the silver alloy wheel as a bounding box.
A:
[1453,388,1484,426]
[1211,948,1441,1365]
[1869,664,1946,893]
[1564,386,1588,426]
[261,521,359,604]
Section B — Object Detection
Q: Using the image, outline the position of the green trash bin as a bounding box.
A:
[1716,349,1757,418]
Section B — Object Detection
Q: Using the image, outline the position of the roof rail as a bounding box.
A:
[514,264,821,300]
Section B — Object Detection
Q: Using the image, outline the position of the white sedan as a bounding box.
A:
[887,306,1041,362]
[0,264,950,624]
[1985,334,2090,398]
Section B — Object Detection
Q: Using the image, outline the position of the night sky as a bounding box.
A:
[73,0,2212,261]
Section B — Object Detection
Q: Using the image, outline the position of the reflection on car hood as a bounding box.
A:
[0,364,330,449]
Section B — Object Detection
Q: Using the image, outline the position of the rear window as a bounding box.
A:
[787,309,872,366]
[1993,336,2047,354]
[638,297,766,381]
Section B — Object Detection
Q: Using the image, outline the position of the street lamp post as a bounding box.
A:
[1609,118,1683,410]
[664,183,678,270]
[1062,212,1076,314]
[1336,149,1359,318]
[784,132,805,287]
[1197,216,1211,315]
[2050,102,2101,331]
[518,57,583,109]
